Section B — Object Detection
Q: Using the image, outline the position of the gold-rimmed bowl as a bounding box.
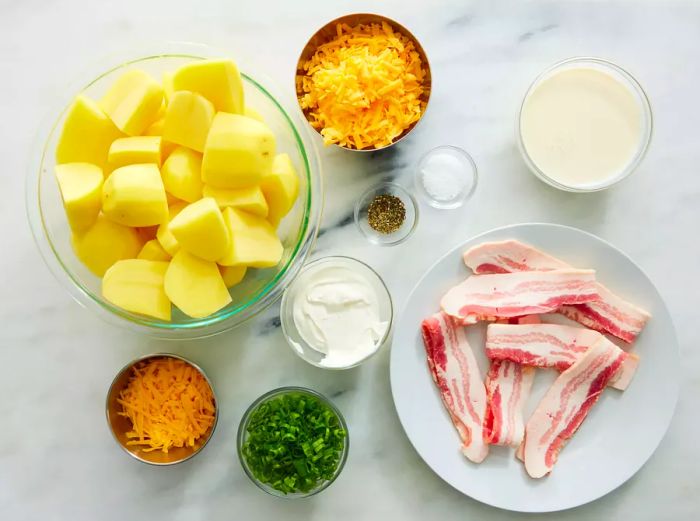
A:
[106,353,218,466]
[295,13,432,151]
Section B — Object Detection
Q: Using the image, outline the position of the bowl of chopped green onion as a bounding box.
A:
[237,386,349,497]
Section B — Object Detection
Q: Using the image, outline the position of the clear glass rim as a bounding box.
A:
[414,145,479,209]
[516,56,654,193]
[105,352,219,466]
[26,43,323,339]
[353,182,419,246]
[236,386,349,498]
[279,255,394,370]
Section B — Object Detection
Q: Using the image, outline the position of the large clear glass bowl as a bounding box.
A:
[26,45,323,338]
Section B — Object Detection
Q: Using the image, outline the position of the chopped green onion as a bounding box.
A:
[242,392,347,494]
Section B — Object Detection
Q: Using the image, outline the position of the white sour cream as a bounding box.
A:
[292,264,388,368]
[520,66,644,189]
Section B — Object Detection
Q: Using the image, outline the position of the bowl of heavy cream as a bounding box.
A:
[517,57,652,192]
[280,256,393,369]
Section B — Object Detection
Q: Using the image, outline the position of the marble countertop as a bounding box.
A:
[2,0,699,519]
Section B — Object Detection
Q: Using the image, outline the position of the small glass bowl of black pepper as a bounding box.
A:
[354,182,418,246]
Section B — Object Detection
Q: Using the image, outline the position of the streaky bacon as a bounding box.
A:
[440,269,599,324]
[462,240,650,343]
[485,323,639,391]
[521,337,626,478]
[483,316,538,447]
[421,312,489,463]
[483,361,535,447]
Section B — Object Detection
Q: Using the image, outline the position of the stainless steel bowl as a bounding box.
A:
[295,13,432,151]
[106,353,218,465]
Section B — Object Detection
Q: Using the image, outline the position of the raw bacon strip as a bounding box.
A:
[463,240,570,274]
[462,240,650,343]
[483,361,535,447]
[421,312,489,463]
[485,323,639,391]
[558,284,650,344]
[522,338,626,478]
[441,269,599,324]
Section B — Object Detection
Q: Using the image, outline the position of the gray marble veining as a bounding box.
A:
[2,0,699,519]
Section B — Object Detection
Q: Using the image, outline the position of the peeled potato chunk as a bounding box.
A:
[55,163,103,233]
[202,113,275,189]
[172,59,244,114]
[73,214,142,276]
[162,91,215,153]
[143,118,177,161]
[102,164,168,227]
[162,71,175,102]
[108,136,162,170]
[102,259,171,321]
[164,251,231,318]
[261,153,300,228]
[219,265,247,288]
[56,95,124,171]
[161,147,204,203]
[219,207,282,268]
[202,184,268,217]
[168,198,230,261]
[99,69,164,136]
[137,239,172,261]
[244,106,264,122]
[156,201,187,255]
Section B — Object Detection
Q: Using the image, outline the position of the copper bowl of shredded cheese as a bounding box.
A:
[106,353,218,465]
[296,13,431,151]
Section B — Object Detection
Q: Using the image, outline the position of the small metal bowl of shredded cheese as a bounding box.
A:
[106,353,218,465]
[296,13,431,151]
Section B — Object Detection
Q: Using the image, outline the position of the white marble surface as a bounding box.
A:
[2,0,699,519]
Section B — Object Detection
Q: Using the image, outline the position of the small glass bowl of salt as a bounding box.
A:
[414,145,478,209]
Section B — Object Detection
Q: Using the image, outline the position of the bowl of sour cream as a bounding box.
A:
[280,256,393,369]
[517,57,653,192]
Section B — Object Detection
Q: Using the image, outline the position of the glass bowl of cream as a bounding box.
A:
[517,57,653,192]
[280,256,393,369]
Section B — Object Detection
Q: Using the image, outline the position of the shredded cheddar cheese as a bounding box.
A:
[297,21,428,149]
[117,358,216,453]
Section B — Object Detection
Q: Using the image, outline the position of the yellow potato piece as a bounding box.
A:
[143,117,177,160]
[219,207,283,268]
[55,163,103,233]
[161,147,204,203]
[202,113,275,188]
[162,91,215,153]
[137,239,172,261]
[108,136,162,170]
[261,153,300,228]
[72,214,142,276]
[219,265,247,288]
[99,69,164,136]
[55,95,124,171]
[102,259,171,321]
[244,106,264,122]
[172,59,244,114]
[168,198,230,262]
[156,202,187,255]
[162,71,175,102]
[202,184,268,217]
[155,99,167,120]
[102,164,168,227]
[165,251,232,318]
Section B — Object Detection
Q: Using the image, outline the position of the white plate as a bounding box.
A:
[390,223,679,512]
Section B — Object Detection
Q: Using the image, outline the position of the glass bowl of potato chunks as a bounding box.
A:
[27,46,323,338]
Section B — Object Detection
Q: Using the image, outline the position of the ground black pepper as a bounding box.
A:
[367,194,406,234]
